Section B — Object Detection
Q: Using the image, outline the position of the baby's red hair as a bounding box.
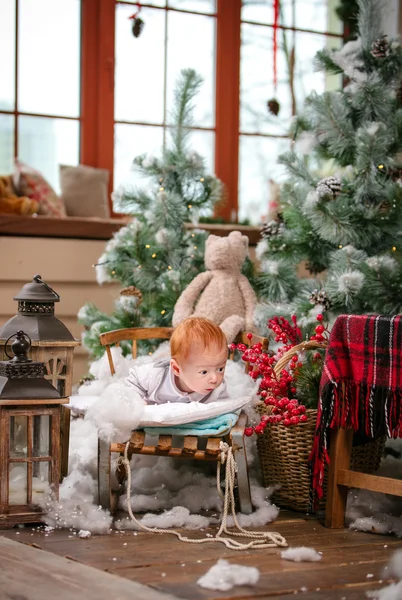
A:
[170,317,228,362]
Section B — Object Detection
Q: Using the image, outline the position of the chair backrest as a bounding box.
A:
[100,327,174,375]
[99,327,269,376]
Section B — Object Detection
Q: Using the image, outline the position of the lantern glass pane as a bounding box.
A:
[33,462,50,503]
[33,415,50,457]
[9,416,28,458]
[9,463,27,505]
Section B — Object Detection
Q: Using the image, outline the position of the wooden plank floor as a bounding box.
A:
[1,511,399,599]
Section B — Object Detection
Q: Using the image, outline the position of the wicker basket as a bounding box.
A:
[256,340,386,512]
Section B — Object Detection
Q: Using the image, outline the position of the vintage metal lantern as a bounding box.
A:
[0,331,69,528]
[0,275,80,478]
[0,275,80,397]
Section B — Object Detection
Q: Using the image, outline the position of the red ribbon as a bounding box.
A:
[129,2,142,20]
[273,0,280,92]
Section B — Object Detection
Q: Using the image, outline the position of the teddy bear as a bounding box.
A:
[0,175,38,215]
[172,230,257,343]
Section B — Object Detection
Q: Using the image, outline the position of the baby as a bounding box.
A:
[125,317,230,404]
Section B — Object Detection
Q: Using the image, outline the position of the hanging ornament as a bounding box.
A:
[309,289,331,311]
[129,4,145,38]
[266,0,281,117]
[267,99,280,116]
[316,176,342,200]
[260,218,284,240]
[370,35,389,58]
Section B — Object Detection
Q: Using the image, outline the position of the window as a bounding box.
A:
[114,1,217,190]
[0,0,81,192]
[0,0,343,223]
[238,0,343,224]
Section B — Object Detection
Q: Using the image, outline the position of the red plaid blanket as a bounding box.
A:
[310,314,402,503]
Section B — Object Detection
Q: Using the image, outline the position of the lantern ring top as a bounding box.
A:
[4,331,32,360]
[34,275,60,300]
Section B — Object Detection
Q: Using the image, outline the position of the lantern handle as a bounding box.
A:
[33,274,60,300]
[4,332,32,359]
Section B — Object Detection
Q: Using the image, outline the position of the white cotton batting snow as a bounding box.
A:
[366,549,402,600]
[197,559,260,591]
[139,506,210,530]
[347,454,402,538]
[86,381,145,442]
[281,547,322,562]
[40,350,267,535]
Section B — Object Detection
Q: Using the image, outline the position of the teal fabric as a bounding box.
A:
[143,411,240,437]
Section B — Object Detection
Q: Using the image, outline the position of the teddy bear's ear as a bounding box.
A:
[229,230,248,248]
[206,234,220,246]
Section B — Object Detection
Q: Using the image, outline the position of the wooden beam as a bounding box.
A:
[0,215,261,243]
[0,537,181,600]
[214,0,241,222]
[337,469,402,496]
[80,0,100,167]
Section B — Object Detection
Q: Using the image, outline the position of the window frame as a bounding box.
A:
[1,0,343,222]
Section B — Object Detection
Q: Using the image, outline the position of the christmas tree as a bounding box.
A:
[79,69,223,358]
[255,0,402,337]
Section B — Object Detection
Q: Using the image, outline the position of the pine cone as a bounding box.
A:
[120,286,143,306]
[260,219,284,239]
[370,36,389,58]
[309,289,331,311]
[316,176,342,200]
[132,17,145,38]
[267,98,280,116]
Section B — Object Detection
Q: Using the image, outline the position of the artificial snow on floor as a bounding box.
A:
[197,559,260,591]
[281,547,322,562]
[42,348,280,534]
[40,348,402,539]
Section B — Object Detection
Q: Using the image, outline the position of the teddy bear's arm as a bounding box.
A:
[172,271,214,326]
[238,274,258,332]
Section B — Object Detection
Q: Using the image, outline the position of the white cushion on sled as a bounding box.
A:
[138,395,251,427]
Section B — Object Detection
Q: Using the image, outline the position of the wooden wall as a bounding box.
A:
[0,236,120,386]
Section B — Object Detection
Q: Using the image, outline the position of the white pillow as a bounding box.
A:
[139,396,250,427]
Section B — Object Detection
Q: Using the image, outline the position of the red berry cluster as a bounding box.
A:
[234,315,329,438]
[268,315,302,345]
[310,313,326,342]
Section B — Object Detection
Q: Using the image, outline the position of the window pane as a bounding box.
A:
[18,116,80,192]
[168,0,216,14]
[0,114,15,174]
[186,129,215,174]
[18,0,81,117]
[241,0,342,35]
[166,12,215,128]
[241,22,288,136]
[241,24,341,135]
[33,415,50,457]
[115,5,165,124]
[238,135,289,224]
[0,0,16,110]
[33,461,50,504]
[9,463,27,505]
[114,123,164,193]
[9,416,27,458]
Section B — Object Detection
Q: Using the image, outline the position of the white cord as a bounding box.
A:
[120,440,287,550]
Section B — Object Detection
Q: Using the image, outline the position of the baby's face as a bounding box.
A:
[172,343,228,395]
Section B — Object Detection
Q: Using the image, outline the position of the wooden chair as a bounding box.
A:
[97,327,268,516]
[324,315,402,528]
